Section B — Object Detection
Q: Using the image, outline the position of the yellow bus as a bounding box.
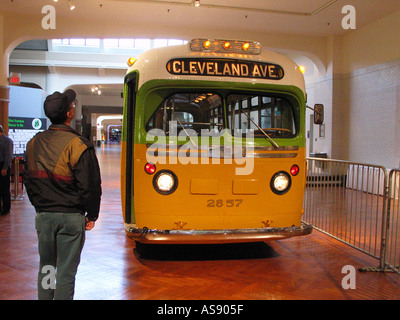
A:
[121,38,323,244]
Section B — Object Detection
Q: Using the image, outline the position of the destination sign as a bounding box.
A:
[166,58,284,80]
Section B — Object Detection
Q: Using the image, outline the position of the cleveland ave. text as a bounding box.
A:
[166,58,284,80]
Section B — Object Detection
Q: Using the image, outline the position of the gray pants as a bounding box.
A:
[35,212,86,300]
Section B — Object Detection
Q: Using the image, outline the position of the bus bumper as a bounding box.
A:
[125,222,313,244]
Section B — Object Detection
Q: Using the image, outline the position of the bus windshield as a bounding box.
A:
[227,94,296,138]
[146,92,296,138]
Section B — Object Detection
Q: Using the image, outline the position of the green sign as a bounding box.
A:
[9,117,46,130]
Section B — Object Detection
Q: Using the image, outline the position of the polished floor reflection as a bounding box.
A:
[0,144,399,300]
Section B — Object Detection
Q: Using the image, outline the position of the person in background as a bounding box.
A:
[0,124,13,216]
[23,89,102,300]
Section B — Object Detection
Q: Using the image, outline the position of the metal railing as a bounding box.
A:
[303,157,399,274]
[386,169,400,273]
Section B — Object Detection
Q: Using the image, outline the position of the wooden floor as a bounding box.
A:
[0,144,399,300]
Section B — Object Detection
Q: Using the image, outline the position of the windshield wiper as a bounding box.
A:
[240,109,279,148]
[175,118,197,147]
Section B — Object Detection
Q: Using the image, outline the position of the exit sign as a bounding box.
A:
[9,72,21,85]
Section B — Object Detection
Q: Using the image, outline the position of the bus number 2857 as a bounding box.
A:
[207,199,243,207]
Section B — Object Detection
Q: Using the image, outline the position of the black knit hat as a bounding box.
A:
[44,89,76,124]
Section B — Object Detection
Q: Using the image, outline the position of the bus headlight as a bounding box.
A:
[153,170,178,195]
[270,171,291,195]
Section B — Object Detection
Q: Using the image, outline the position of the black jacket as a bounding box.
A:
[23,124,102,221]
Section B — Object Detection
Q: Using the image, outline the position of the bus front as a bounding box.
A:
[122,39,313,244]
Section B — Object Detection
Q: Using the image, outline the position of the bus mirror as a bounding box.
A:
[314,104,324,125]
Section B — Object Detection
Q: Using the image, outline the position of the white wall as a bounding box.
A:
[300,10,400,169]
[45,67,124,94]
[340,59,400,169]
[338,10,400,169]
[343,10,400,73]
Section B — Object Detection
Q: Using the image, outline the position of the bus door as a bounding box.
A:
[122,72,137,224]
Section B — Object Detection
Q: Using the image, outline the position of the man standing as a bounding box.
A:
[0,124,13,216]
[23,89,102,300]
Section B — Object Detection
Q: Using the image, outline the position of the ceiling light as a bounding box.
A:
[68,0,75,10]
[91,86,101,95]
[193,0,200,7]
